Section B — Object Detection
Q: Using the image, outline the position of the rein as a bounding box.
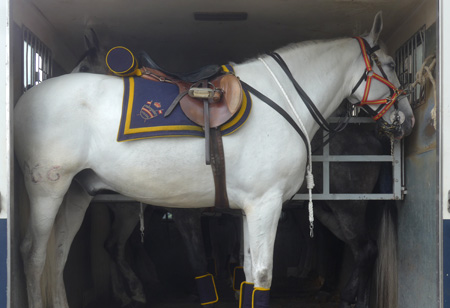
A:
[267,52,349,134]
[240,37,404,236]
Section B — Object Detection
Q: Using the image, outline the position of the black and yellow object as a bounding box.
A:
[195,273,219,305]
[252,287,270,308]
[106,46,142,77]
[233,266,245,291]
[239,281,254,308]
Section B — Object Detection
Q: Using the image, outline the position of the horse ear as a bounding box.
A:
[368,11,383,45]
[84,28,100,50]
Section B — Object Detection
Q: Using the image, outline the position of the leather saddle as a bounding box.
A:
[139,67,243,128]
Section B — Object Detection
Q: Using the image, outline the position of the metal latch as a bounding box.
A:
[188,88,215,99]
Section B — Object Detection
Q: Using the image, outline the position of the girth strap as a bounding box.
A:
[210,128,229,209]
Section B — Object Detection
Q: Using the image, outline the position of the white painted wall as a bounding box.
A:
[440,0,450,221]
[386,0,437,54]
[0,0,10,220]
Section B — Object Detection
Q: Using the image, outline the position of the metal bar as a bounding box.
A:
[392,139,402,199]
[293,193,395,201]
[322,129,330,194]
[93,194,138,202]
[312,155,393,162]
[327,117,373,124]
[93,193,398,202]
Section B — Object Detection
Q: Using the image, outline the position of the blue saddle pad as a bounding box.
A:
[117,75,251,142]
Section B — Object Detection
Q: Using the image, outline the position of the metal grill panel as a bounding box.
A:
[395,26,425,108]
[23,27,52,91]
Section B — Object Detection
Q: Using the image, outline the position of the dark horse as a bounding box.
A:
[311,118,397,308]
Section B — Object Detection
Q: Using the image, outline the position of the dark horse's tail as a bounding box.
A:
[372,200,398,308]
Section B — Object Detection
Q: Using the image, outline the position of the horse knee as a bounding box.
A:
[254,268,272,288]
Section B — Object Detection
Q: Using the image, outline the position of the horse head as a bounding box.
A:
[347,12,415,139]
[71,28,109,74]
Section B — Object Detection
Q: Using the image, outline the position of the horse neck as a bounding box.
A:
[253,38,361,137]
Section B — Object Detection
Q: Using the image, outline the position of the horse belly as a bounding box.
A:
[90,137,226,208]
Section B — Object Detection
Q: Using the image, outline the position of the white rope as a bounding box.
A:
[258,57,315,237]
[412,54,436,128]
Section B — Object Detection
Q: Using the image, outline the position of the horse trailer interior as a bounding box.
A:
[1,0,448,307]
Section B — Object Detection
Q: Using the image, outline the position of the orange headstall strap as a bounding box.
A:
[353,37,405,121]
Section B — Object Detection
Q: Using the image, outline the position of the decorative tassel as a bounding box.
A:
[306,170,315,237]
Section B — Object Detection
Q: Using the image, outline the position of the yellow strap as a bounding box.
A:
[239,281,254,308]
[251,287,270,308]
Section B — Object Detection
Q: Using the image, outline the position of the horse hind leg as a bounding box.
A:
[51,181,93,308]
[105,203,147,306]
[171,208,207,277]
[20,173,74,308]
[171,208,219,307]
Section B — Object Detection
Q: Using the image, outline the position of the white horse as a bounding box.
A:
[15,12,414,308]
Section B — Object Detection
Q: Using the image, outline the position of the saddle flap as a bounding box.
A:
[180,74,243,127]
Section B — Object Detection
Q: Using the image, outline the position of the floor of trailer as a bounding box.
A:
[85,277,340,308]
[87,295,339,308]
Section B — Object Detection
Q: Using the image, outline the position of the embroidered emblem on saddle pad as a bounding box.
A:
[117,76,251,141]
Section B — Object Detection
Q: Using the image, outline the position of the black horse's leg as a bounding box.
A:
[315,201,377,308]
[105,203,148,307]
[171,208,217,307]
[339,239,377,308]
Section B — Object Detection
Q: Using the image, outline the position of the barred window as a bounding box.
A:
[23,27,52,91]
[395,26,425,108]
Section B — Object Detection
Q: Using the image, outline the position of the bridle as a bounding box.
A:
[351,37,406,123]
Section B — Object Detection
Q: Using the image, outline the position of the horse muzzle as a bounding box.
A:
[376,112,415,139]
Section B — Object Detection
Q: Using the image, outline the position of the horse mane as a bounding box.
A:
[237,37,350,66]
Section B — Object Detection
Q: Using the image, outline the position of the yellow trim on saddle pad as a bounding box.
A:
[123,78,202,135]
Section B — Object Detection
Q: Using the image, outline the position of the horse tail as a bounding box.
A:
[373,200,398,308]
[42,229,57,308]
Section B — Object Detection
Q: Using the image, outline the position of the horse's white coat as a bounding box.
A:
[15,14,414,308]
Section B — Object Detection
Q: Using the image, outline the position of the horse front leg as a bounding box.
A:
[238,214,254,307]
[240,198,282,308]
[51,181,92,308]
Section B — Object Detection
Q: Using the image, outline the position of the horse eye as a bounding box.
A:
[80,65,90,72]
[388,61,395,70]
